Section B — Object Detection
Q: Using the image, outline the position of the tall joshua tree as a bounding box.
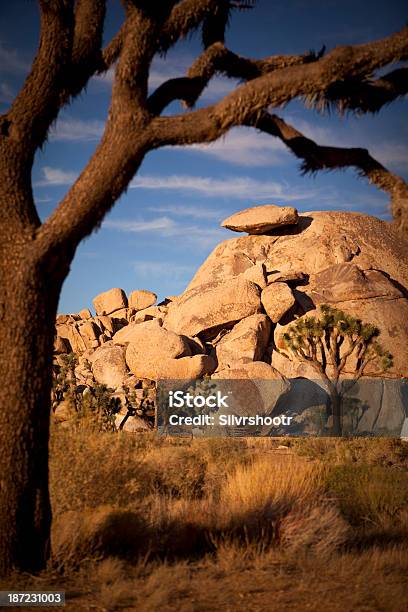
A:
[0,0,407,574]
[282,304,393,436]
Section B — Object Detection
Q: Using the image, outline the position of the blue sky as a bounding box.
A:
[0,0,407,313]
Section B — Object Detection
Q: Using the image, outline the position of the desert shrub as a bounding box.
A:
[324,463,408,529]
[141,445,208,499]
[52,506,153,570]
[49,430,158,514]
[278,501,349,557]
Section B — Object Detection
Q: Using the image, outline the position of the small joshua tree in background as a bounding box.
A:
[78,384,121,432]
[52,352,79,411]
[282,304,393,436]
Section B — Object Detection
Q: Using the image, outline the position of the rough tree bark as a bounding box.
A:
[0,0,407,574]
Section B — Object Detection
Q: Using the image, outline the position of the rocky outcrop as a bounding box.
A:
[186,211,408,291]
[124,320,191,359]
[53,205,408,435]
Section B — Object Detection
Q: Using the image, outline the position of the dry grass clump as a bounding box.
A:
[291,436,408,467]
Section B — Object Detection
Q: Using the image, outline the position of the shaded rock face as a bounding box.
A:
[215,314,271,370]
[212,363,290,434]
[309,263,403,303]
[261,282,295,323]
[221,204,298,234]
[164,277,262,338]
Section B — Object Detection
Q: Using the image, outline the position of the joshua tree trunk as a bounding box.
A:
[0,239,70,574]
[329,390,343,437]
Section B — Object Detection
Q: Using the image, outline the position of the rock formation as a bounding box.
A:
[53,205,408,435]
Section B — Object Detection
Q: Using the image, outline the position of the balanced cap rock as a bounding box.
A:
[221,204,298,234]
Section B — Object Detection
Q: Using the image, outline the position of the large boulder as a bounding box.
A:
[54,335,70,354]
[261,282,296,323]
[131,305,168,323]
[221,204,298,234]
[128,290,157,311]
[93,288,128,316]
[89,344,128,389]
[187,235,280,290]
[126,351,216,380]
[78,308,92,320]
[56,317,88,353]
[124,321,206,379]
[164,277,262,338]
[215,314,271,370]
[124,320,191,359]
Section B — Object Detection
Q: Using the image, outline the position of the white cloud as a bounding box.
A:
[187,127,288,166]
[130,173,319,201]
[105,216,177,233]
[35,166,78,187]
[133,261,195,280]
[49,116,104,142]
[0,42,29,74]
[0,81,14,104]
[104,216,223,249]
[150,204,225,220]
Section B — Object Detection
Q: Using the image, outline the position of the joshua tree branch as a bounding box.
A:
[309,66,408,114]
[36,8,160,254]
[151,25,408,139]
[246,112,408,234]
[151,26,407,113]
[7,1,74,150]
[35,23,408,254]
[72,0,105,65]
[159,0,221,52]
[149,42,325,114]
[61,0,106,100]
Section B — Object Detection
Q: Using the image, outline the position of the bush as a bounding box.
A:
[324,463,408,529]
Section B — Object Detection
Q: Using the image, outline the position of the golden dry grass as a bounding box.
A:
[2,431,407,610]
